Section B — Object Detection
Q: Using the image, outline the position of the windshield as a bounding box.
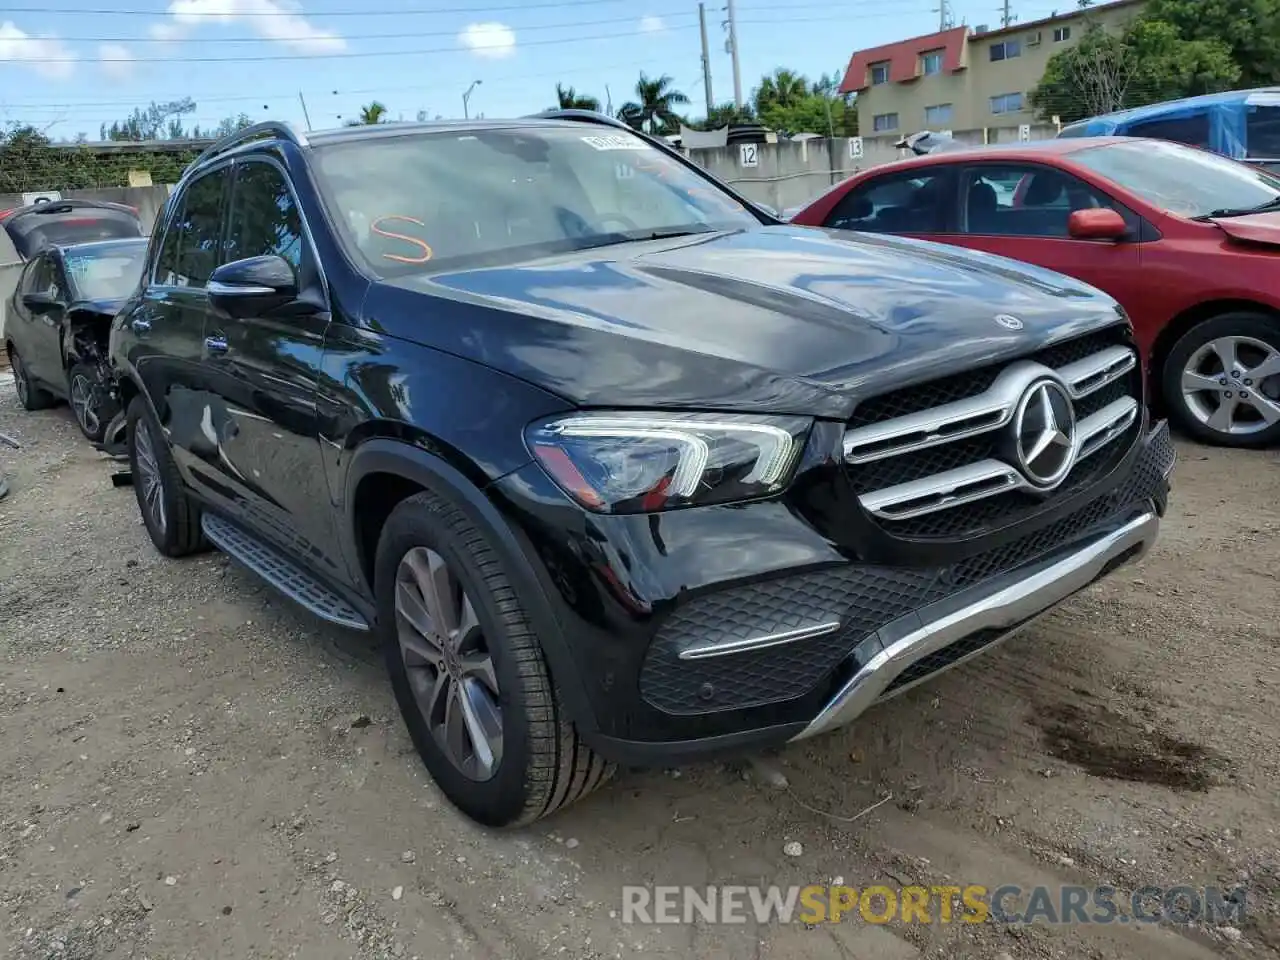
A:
[312,126,761,275]
[63,241,147,301]
[1072,139,1280,218]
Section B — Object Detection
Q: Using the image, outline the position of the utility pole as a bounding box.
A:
[605,84,613,115]
[1000,0,1016,28]
[698,3,714,117]
[298,92,313,131]
[935,0,953,30]
[724,0,742,110]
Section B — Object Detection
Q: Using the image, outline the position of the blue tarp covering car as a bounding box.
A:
[1057,87,1280,172]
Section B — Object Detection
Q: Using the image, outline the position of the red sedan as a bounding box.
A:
[792,137,1280,448]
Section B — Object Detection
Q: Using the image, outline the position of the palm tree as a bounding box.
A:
[357,101,388,125]
[753,68,809,114]
[617,73,689,135]
[555,84,601,111]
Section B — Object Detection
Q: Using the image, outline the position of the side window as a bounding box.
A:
[1247,105,1280,159]
[1125,112,1211,150]
[825,170,952,234]
[154,195,186,286]
[154,167,230,288]
[226,161,305,269]
[23,256,62,300]
[958,163,1137,238]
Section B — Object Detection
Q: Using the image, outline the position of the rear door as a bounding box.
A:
[120,165,233,486]
[198,157,338,571]
[942,161,1141,301]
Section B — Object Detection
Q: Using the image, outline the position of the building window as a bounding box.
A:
[921,50,944,75]
[989,39,1022,61]
[1053,26,1071,41]
[870,61,891,85]
[925,103,953,125]
[873,112,899,132]
[990,92,1024,114]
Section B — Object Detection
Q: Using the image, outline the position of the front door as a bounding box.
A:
[128,163,233,487]
[198,157,340,577]
[941,162,1142,304]
[15,254,66,386]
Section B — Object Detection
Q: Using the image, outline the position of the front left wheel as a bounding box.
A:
[375,489,613,827]
[68,362,119,443]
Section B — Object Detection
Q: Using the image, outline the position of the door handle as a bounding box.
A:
[204,335,229,355]
[130,318,151,334]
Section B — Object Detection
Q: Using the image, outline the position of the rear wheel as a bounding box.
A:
[68,362,118,443]
[126,396,206,557]
[1163,313,1280,448]
[376,489,613,827]
[8,346,54,412]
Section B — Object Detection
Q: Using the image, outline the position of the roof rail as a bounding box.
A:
[194,120,308,167]
[525,109,632,131]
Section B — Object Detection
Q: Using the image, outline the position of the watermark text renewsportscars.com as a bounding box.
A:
[621,884,1247,926]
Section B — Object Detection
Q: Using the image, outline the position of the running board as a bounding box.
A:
[201,513,371,631]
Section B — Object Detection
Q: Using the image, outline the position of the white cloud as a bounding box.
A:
[0,21,76,79]
[639,15,666,33]
[459,22,516,59]
[149,0,346,54]
[99,42,135,79]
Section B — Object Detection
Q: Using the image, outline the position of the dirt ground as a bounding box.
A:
[2,373,1278,960]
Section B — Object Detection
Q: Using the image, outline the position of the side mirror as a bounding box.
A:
[1068,208,1128,241]
[22,291,60,315]
[207,255,298,318]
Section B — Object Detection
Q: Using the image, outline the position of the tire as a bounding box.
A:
[8,345,54,412]
[1161,312,1280,448]
[375,489,613,827]
[126,396,207,557]
[68,361,119,443]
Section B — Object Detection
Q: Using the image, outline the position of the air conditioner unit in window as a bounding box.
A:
[1027,31,1042,45]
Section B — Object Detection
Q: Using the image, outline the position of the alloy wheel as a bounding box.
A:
[70,372,99,436]
[133,418,168,534]
[395,546,503,781]
[1180,335,1280,437]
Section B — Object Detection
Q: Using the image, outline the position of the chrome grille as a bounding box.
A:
[845,329,1141,539]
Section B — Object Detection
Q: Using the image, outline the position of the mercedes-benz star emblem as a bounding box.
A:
[1013,379,1077,487]
[994,314,1024,330]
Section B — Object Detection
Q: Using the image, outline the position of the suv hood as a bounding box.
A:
[377,225,1124,418]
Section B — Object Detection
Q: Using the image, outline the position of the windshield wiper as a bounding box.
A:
[1192,195,1280,220]
[568,227,718,253]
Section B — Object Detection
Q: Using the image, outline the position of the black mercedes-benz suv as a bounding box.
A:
[109,114,1174,827]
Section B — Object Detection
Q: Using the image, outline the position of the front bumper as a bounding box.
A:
[493,418,1174,765]
[795,507,1157,740]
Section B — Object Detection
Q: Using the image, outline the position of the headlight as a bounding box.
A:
[526,412,812,513]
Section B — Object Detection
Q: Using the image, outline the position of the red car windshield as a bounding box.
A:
[1073,140,1280,219]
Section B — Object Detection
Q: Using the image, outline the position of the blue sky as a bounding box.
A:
[2,0,1069,140]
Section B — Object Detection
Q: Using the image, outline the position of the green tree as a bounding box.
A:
[554,84,600,111]
[617,73,689,135]
[753,68,809,115]
[357,101,388,124]
[686,101,756,130]
[1143,0,1280,87]
[100,98,196,141]
[1029,16,1238,124]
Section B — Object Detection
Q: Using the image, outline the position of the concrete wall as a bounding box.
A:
[687,125,1059,211]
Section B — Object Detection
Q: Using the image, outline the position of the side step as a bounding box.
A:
[201,513,371,631]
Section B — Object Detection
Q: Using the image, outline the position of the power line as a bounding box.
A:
[3,0,918,15]
[18,10,700,43]
[28,23,704,63]
[12,5,932,65]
